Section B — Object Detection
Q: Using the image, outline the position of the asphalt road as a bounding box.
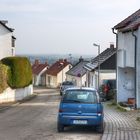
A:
[0,88,101,140]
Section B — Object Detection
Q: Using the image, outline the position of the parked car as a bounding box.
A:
[60,81,74,96]
[57,87,104,133]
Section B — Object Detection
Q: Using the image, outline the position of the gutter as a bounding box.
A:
[112,28,118,103]
[132,30,137,109]
[0,21,13,32]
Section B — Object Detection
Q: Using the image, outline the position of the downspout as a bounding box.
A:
[112,28,118,103]
[132,30,137,109]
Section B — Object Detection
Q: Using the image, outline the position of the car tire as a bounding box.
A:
[60,92,62,96]
[96,122,104,134]
[57,123,64,132]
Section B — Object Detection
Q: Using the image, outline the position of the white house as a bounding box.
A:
[113,9,140,108]
[32,59,49,86]
[44,59,72,88]
[66,57,89,87]
[84,44,116,90]
[0,20,16,59]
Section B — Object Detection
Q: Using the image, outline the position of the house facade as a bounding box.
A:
[0,20,16,59]
[32,59,49,86]
[84,44,116,90]
[66,58,88,87]
[113,9,140,108]
[45,59,72,88]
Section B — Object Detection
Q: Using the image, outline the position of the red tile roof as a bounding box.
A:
[32,63,49,75]
[44,59,70,76]
[114,9,140,32]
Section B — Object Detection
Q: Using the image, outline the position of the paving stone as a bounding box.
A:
[102,102,140,140]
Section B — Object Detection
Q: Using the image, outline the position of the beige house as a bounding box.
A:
[44,59,72,88]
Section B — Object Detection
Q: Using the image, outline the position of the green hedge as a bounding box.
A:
[0,62,9,93]
[1,57,32,89]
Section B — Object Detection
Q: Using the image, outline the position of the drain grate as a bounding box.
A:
[118,127,138,132]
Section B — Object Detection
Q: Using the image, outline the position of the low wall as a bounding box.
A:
[0,85,33,103]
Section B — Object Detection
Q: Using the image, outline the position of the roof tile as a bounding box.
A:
[114,9,140,32]
[45,60,70,76]
[85,47,116,71]
[32,63,49,75]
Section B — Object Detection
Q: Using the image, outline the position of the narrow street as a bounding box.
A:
[0,88,101,140]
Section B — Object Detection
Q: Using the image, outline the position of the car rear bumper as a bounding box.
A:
[58,114,103,126]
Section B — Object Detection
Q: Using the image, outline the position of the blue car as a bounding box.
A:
[57,87,104,133]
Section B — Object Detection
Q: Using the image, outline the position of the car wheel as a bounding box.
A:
[57,123,64,132]
[96,122,104,134]
[60,92,62,96]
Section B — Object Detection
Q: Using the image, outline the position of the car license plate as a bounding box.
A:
[73,120,87,124]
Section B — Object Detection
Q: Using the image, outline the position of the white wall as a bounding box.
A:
[117,30,140,106]
[117,32,135,68]
[35,67,48,86]
[66,74,86,87]
[0,85,33,103]
[117,67,135,102]
[46,75,57,87]
[57,64,71,85]
[100,71,116,84]
[88,71,98,89]
[0,24,13,60]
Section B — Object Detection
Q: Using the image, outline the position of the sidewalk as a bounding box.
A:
[102,102,140,140]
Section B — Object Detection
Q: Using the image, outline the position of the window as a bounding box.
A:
[62,90,97,103]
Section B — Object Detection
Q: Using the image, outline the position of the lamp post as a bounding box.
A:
[93,43,100,90]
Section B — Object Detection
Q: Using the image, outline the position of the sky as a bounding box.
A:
[0,0,140,55]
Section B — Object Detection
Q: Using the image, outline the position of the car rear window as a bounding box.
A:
[62,82,73,85]
[62,90,97,104]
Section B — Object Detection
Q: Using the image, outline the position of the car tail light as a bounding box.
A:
[59,109,63,113]
[97,111,102,116]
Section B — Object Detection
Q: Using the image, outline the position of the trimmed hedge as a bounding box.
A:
[1,57,32,89]
[0,62,9,93]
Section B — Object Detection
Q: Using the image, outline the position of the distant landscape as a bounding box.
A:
[18,54,95,66]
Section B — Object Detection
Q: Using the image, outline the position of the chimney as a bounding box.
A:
[110,43,114,49]
[64,59,67,62]
[45,60,48,65]
[34,59,39,65]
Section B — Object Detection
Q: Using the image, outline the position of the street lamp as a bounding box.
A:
[93,43,100,90]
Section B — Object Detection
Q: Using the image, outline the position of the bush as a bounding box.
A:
[1,57,32,88]
[0,62,9,93]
